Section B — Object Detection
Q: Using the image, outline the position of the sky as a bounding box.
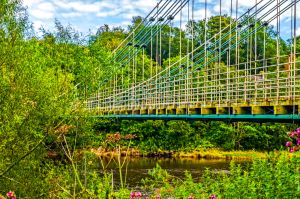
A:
[22,0,300,37]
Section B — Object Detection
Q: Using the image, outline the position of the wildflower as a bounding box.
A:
[290,131,296,137]
[209,194,217,199]
[130,192,142,198]
[130,192,135,199]
[156,194,161,199]
[285,141,293,147]
[297,128,300,133]
[188,196,195,199]
[12,197,16,199]
[7,191,13,198]
[290,147,296,153]
[135,192,142,197]
[297,138,300,146]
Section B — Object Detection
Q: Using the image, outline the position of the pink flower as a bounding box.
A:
[131,192,142,198]
[290,147,296,153]
[7,191,13,198]
[188,196,195,199]
[12,197,16,199]
[209,194,217,199]
[156,194,161,199]
[297,139,300,146]
[130,192,135,199]
[286,141,293,147]
[290,131,296,137]
[135,192,142,197]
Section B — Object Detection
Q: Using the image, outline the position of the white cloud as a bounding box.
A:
[30,9,54,20]
[54,1,100,13]
[61,12,83,18]
[29,2,55,20]
[97,9,122,18]
[22,0,42,7]
[21,0,300,39]
[132,0,157,11]
[297,27,300,36]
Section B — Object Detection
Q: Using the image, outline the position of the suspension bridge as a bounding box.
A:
[86,0,300,122]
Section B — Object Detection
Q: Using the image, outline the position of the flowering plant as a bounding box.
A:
[285,128,300,152]
[0,191,16,199]
[130,191,142,199]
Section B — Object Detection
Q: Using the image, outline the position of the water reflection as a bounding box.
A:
[97,157,248,188]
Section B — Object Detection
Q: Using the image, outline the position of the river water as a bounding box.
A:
[98,157,248,188]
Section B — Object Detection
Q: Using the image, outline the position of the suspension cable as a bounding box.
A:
[100,0,298,105]
[152,0,278,86]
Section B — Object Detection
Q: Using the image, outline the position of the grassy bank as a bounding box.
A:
[90,147,284,160]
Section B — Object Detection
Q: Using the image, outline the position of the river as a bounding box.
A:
[97,157,248,188]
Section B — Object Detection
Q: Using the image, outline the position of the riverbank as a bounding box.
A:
[85,151,300,198]
[89,147,289,160]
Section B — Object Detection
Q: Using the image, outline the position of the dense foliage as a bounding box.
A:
[90,120,296,151]
[0,0,299,197]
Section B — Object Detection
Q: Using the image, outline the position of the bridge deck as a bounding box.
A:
[92,100,300,122]
[95,114,300,123]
